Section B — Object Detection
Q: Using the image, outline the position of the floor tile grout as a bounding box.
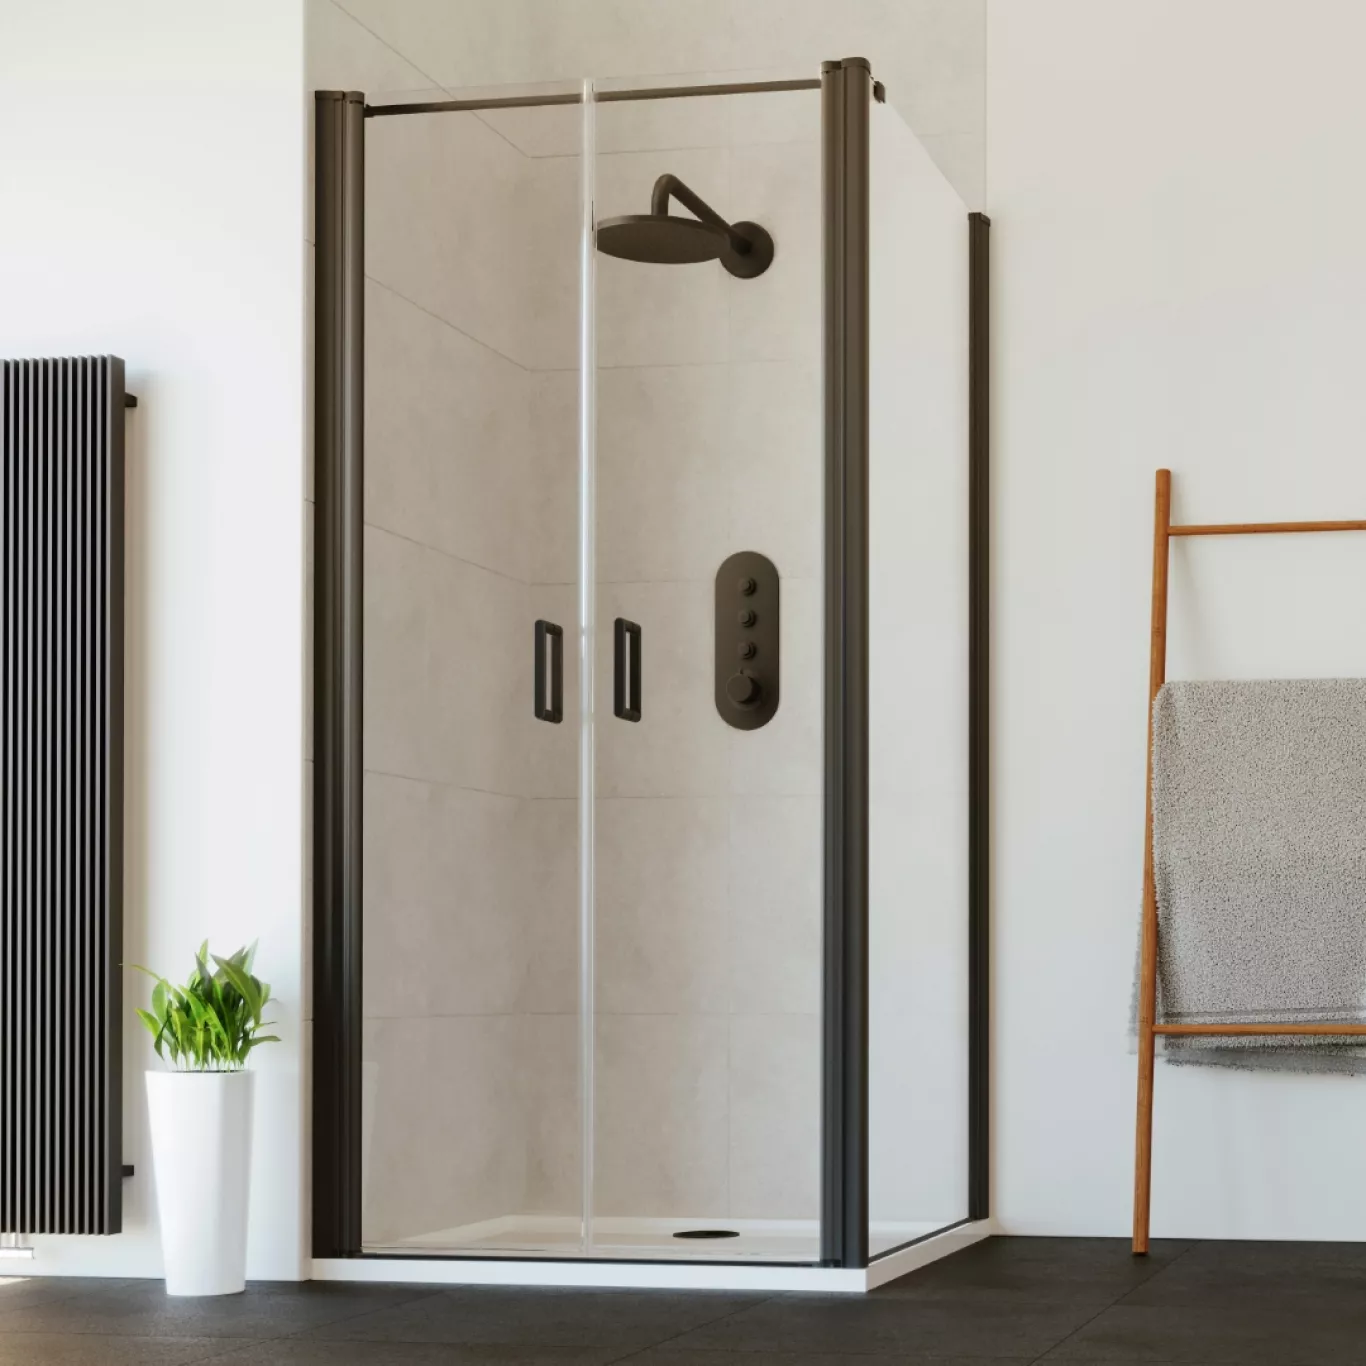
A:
[1023,1296,1132,1365]
[182,1341,260,1365]
[599,1290,788,1362]
[0,1330,262,1366]
[1107,1235,1204,1309]
[268,1284,449,1345]
[1019,1239,1207,1366]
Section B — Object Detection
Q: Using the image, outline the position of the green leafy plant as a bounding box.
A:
[134,942,280,1071]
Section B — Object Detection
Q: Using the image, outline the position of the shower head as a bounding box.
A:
[597,214,728,265]
[596,173,773,279]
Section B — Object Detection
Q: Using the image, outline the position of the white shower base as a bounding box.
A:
[371,1214,817,1262]
[318,1217,991,1292]
[367,1214,945,1263]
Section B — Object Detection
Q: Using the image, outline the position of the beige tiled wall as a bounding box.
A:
[362,1013,526,1242]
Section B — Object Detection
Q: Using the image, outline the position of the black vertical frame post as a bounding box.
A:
[820,57,872,1270]
[312,90,365,1259]
[967,213,992,1223]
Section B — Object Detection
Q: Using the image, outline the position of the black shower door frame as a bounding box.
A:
[312,61,990,1271]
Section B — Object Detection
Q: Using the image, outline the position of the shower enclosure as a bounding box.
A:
[313,58,988,1281]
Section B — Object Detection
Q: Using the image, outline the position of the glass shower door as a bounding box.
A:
[358,82,586,1256]
[585,74,826,1262]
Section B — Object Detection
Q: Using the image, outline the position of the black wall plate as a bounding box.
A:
[715,551,779,730]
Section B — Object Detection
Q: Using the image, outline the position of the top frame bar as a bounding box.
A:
[365,77,822,118]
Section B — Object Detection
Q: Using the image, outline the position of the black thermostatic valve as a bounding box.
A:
[715,551,779,729]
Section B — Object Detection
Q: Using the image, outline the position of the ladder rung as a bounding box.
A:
[1155,1022,1366,1036]
[1169,519,1366,536]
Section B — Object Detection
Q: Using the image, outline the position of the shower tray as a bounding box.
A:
[367,1216,945,1263]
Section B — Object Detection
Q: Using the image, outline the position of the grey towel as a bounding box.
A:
[1149,679,1366,1073]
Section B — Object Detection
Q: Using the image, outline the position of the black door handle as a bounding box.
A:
[534,620,563,723]
[614,618,641,722]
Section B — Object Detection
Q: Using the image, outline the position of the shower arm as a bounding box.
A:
[650,174,753,256]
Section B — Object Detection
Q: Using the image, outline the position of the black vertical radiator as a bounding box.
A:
[0,356,127,1235]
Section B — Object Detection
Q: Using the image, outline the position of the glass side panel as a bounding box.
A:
[587,72,825,1263]
[867,98,972,1258]
[359,82,586,1256]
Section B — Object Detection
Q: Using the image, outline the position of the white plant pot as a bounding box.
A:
[146,1069,254,1296]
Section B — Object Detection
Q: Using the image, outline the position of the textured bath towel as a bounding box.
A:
[1149,679,1366,1073]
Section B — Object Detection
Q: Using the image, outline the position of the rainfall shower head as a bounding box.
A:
[596,173,773,279]
[597,214,727,265]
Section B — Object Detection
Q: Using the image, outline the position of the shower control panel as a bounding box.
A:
[715,551,779,730]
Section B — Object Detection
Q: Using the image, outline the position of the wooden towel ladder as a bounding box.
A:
[1133,468,1366,1253]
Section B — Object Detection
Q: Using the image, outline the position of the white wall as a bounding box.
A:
[0,1,307,1277]
[990,0,1366,1239]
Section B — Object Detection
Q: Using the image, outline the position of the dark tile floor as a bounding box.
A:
[3,1237,1365,1364]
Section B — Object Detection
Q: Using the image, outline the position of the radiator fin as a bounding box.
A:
[0,356,124,1235]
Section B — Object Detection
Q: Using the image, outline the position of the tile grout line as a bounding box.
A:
[369,248,814,379]
[181,1338,266,1365]
[469,108,537,160]
[362,516,529,587]
[0,1285,448,1357]
[1107,1235,1204,1309]
[184,1285,450,1362]
[284,1285,785,1361]
[325,0,453,103]
[275,1285,452,1346]
[1019,1297,1128,1366]
[0,1280,124,1328]
[326,0,537,175]
[540,355,820,374]
[364,275,538,376]
[1022,1238,1207,1365]
[0,1325,270,1344]
[598,1290,791,1364]
[361,766,523,803]
[526,136,820,163]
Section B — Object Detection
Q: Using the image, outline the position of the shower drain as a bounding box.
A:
[672,1228,741,1239]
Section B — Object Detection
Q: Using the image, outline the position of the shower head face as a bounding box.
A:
[596,213,727,265]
